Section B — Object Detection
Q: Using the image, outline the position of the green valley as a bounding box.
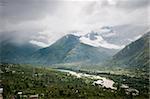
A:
[0,63,149,99]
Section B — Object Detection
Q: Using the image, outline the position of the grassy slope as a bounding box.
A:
[112,32,149,69]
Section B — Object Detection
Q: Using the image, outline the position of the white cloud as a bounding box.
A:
[107,0,118,5]
[127,35,142,42]
[29,40,49,47]
[1,0,149,46]
[103,32,116,37]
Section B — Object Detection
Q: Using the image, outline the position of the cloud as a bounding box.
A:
[127,34,142,42]
[103,32,116,37]
[1,0,59,22]
[80,34,125,49]
[0,0,149,47]
[116,0,149,9]
[29,40,49,47]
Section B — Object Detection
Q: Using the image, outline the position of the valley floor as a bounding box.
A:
[0,63,149,99]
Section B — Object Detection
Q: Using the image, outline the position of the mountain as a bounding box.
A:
[30,34,80,64]
[1,26,148,66]
[30,34,117,65]
[72,25,148,50]
[80,24,148,45]
[0,40,40,64]
[79,30,124,49]
[63,43,114,64]
[112,31,149,68]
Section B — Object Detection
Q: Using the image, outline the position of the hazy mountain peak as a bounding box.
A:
[78,30,124,49]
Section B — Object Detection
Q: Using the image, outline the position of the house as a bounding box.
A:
[0,88,3,99]
[125,88,139,96]
[29,94,39,99]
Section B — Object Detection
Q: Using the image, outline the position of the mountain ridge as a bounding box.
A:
[0,31,149,69]
[29,34,118,65]
[112,31,149,69]
[0,41,40,64]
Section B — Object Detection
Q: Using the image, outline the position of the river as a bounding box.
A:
[57,69,140,96]
[57,69,117,90]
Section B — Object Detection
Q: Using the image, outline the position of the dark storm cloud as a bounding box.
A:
[1,0,149,25]
[2,0,149,22]
[1,0,59,23]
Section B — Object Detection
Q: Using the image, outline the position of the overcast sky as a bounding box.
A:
[0,0,150,47]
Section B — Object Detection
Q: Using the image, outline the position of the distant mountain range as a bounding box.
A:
[0,29,149,69]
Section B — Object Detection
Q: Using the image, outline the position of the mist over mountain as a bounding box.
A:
[0,29,149,67]
[72,25,149,47]
[105,24,149,45]
[0,40,40,64]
